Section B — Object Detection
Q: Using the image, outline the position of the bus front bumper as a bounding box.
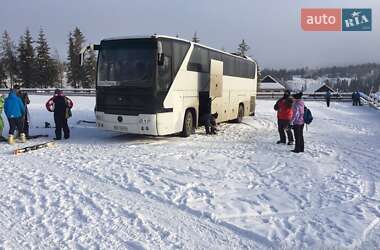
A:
[95,112,158,135]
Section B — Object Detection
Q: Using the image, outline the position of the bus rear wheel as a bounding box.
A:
[236,104,244,123]
[182,110,194,137]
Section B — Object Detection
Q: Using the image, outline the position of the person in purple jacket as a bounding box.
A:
[291,92,305,153]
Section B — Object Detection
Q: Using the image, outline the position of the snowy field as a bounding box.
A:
[1,96,380,249]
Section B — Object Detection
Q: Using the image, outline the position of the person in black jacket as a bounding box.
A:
[205,112,218,134]
[201,97,218,135]
[45,89,73,140]
[325,90,331,107]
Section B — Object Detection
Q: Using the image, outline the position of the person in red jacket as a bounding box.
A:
[46,89,73,140]
[274,90,294,145]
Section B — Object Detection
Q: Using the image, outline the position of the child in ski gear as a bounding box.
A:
[325,90,331,107]
[4,89,26,144]
[14,85,30,137]
[274,90,294,145]
[0,94,4,139]
[291,92,304,153]
[45,89,73,140]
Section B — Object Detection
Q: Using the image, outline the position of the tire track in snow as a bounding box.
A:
[362,218,380,242]
[0,194,49,249]
[21,156,272,249]
[227,115,377,248]
[0,209,26,249]
[0,166,177,249]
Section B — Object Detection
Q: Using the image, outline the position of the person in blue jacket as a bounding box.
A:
[4,88,26,144]
[0,94,4,140]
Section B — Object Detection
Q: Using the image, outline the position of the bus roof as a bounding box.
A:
[102,35,256,63]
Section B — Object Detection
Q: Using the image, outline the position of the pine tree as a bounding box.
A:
[192,32,200,43]
[35,28,50,88]
[67,33,75,87]
[35,28,58,88]
[1,30,18,87]
[82,49,97,88]
[0,60,7,87]
[47,57,59,88]
[257,63,262,89]
[17,28,36,88]
[237,39,250,57]
[67,27,86,88]
[52,49,65,88]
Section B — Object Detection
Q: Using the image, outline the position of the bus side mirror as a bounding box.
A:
[158,54,165,66]
[80,44,100,66]
[80,47,86,66]
[157,41,164,66]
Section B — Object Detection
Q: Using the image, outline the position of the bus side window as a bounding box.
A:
[248,62,256,79]
[158,55,172,91]
[187,46,209,73]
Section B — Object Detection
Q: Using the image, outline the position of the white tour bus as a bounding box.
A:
[82,35,257,137]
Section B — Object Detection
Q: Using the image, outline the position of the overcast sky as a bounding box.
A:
[0,0,379,69]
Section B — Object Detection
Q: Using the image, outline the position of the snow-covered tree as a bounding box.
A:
[192,32,200,43]
[17,28,36,88]
[1,30,18,87]
[237,39,250,57]
[257,63,262,89]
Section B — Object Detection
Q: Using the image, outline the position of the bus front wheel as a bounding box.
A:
[182,110,194,137]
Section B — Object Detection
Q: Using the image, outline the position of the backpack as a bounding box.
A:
[304,106,313,125]
[65,108,72,119]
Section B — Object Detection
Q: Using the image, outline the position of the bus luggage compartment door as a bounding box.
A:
[209,59,223,98]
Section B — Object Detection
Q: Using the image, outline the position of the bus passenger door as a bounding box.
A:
[209,60,224,121]
[210,59,223,99]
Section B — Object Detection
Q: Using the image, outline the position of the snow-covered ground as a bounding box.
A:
[1,96,380,249]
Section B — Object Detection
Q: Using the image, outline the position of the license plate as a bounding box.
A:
[114,125,128,131]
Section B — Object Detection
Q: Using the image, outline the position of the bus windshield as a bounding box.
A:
[98,45,155,87]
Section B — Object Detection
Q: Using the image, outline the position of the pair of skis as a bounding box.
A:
[0,135,54,155]
[14,141,55,155]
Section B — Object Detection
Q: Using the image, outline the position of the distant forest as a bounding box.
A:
[0,27,96,89]
[261,63,380,94]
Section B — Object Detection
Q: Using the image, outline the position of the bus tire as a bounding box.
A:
[236,104,244,123]
[182,110,194,137]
